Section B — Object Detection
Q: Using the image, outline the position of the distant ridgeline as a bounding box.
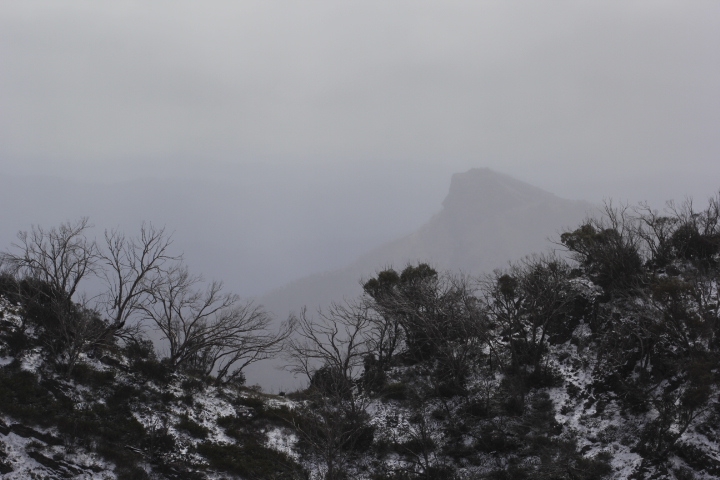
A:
[0,192,719,479]
[259,168,591,330]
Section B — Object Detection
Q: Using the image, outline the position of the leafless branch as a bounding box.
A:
[1,217,97,303]
[284,301,371,386]
[98,223,179,333]
[142,265,290,383]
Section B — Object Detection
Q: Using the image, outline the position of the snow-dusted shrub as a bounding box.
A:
[197,440,303,479]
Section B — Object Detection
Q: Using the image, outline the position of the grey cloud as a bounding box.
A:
[1,1,718,184]
[2,2,719,391]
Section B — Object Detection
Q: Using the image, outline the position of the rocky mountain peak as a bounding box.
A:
[442,168,555,215]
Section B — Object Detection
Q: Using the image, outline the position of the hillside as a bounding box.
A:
[251,169,591,389]
[1,192,718,479]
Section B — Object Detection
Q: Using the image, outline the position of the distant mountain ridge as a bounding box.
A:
[259,168,593,320]
[2,188,719,479]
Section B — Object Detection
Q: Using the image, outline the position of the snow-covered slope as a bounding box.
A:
[2,189,719,480]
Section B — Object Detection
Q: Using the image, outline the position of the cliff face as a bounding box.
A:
[252,169,592,389]
[441,167,556,214]
[363,168,590,274]
[260,168,592,320]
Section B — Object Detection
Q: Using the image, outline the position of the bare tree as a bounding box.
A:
[482,255,577,373]
[0,218,105,374]
[188,305,294,386]
[292,389,373,480]
[364,267,489,394]
[284,302,375,479]
[665,193,720,263]
[142,265,289,383]
[1,220,180,347]
[1,217,97,303]
[560,201,644,292]
[361,297,403,374]
[395,398,446,479]
[285,301,372,389]
[98,223,179,336]
[55,297,108,375]
[631,202,678,266]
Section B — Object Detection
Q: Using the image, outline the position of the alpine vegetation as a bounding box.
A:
[1,193,719,479]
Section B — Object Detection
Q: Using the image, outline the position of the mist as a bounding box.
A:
[2,1,719,197]
[1,1,719,389]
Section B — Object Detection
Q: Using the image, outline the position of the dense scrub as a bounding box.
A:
[1,194,719,479]
[282,195,720,479]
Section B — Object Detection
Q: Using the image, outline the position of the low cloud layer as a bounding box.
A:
[1,1,718,203]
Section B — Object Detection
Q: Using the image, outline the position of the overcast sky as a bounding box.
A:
[1,0,718,205]
[2,1,719,391]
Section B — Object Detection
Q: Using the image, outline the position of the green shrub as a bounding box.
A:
[159,390,176,404]
[443,443,478,463]
[217,414,244,439]
[459,398,489,419]
[233,394,265,411]
[122,338,155,362]
[423,465,457,480]
[474,428,519,454]
[107,384,143,408]
[526,366,563,389]
[262,404,299,424]
[435,378,466,398]
[0,367,65,427]
[0,274,19,299]
[486,465,530,479]
[181,377,206,393]
[561,223,643,293]
[176,414,209,439]
[95,443,146,479]
[371,472,414,480]
[398,437,435,456]
[197,441,303,479]
[115,464,151,480]
[132,358,171,383]
[671,223,720,262]
[381,382,408,401]
[217,414,239,428]
[0,363,151,474]
[0,328,28,355]
[503,395,524,417]
[141,424,175,457]
[70,363,116,387]
[565,450,613,480]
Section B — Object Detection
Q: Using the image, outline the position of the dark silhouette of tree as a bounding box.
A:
[2,217,97,304]
[0,218,103,374]
[561,203,643,294]
[284,302,375,479]
[285,301,371,388]
[142,265,291,383]
[99,223,179,337]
